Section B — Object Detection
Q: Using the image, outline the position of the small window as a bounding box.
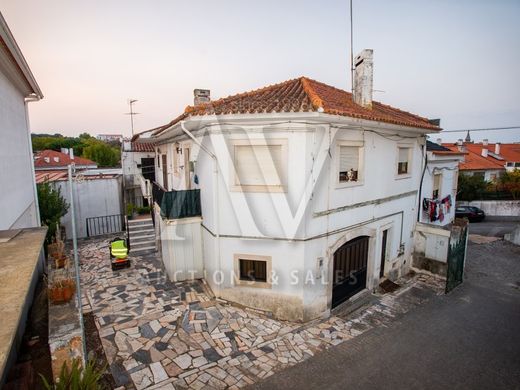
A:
[397,147,410,175]
[339,146,360,183]
[433,173,442,199]
[239,259,267,282]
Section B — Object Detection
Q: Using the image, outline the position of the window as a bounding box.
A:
[233,254,272,287]
[397,147,410,175]
[433,172,442,199]
[239,259,267,282]
[339,146,360,183]
[232,140,287,192]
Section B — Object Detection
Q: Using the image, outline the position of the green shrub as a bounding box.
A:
[40,359,106,390]
[37,181,69,244]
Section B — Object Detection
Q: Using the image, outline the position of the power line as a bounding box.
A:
[431,126,520,133]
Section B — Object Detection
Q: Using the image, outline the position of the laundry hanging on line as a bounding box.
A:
[422,194,452,223]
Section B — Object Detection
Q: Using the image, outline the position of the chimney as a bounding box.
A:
[482,139,488,146]
[457,139,464,152]
[436,138,442,145]
[70,148,74,160]
[495,143,501,155]
[61,147,68,154]
[194,89,211,106]
[353,49,373,109]
[481,148,488,158]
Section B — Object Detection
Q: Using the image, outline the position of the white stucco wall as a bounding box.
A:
[0,68,39,230]
[155,116,428,321]
[55,177,123,238]
[419,155,459,226]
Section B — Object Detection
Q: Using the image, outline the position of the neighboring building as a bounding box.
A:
[35,170,123,239]
[121,129,156,208]
[442,139,520,181]
[0,11,47,386]
[419,141,464,226]
[147,50,440,321]
[34,149,98,171]
[97,133,123,143]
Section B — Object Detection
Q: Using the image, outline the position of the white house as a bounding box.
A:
[419,140,465,226]
[121,129,156,208]
[148,50,440,321]
[0,11,47,386]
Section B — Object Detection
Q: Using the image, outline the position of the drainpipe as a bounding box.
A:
[417,138,428,222]
[180,121,221,295]
[24,95,41,226]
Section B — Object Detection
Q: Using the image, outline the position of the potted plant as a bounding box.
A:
[49,277,76,304]
[126,203,135,220]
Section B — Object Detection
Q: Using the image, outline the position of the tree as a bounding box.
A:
[457,173,488,201]
[497,169,520,199]
[82,139,120,167]
[37,181,69,243]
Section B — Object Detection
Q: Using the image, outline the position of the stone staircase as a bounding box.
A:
[127,218,156,256]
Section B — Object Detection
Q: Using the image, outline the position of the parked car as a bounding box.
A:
[455,206,486,222]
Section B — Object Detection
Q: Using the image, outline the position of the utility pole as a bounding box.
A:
[350,0,354,95]
[68,164,87,365]
[125,99,139,137]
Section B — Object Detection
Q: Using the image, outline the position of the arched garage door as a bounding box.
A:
[332,235,369,308]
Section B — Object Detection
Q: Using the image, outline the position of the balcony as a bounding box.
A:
[152,182,202,220]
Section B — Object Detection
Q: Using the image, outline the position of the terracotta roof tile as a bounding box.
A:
[34,150,97,169]
[130,142,155,152]
[153,77,439,135]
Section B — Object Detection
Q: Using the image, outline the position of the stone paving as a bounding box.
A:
[79,238,445,389]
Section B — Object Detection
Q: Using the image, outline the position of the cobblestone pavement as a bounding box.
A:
[79,238,445,390]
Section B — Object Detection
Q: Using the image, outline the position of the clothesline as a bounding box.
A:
[422,194,452,223]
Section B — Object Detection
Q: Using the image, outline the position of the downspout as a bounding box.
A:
[417,138,428,222]
[180,121,221,295]
[24,95,41,226]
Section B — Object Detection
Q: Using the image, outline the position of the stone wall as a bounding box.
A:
[458,200,520,218]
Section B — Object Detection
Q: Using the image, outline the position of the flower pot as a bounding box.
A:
[54,255,68,269]
[49,280,76,304]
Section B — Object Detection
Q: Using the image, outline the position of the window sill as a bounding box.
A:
[234,279,272,289]
[395,174,412,180]
[335,181,364,189]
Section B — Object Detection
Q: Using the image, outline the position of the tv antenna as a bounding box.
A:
[125,99,139,136]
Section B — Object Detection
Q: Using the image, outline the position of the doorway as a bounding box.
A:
[331,235,369,308]
[380,229,388,278]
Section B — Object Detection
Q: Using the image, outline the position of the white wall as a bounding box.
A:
[0,69,38,230]
[56,177,123,238]
[420,155,459,226]
[458,200,520,217]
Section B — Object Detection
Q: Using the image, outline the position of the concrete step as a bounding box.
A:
[128,224,154,232]
[131,246,156,255]
[131,240,156,249]
[332,290,379,319]
[128,218,153,226]
[130,234,155,243]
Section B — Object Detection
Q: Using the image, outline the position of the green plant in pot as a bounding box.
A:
[126,203,135,220]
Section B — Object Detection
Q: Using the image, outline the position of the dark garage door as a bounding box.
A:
[332,236,369,308]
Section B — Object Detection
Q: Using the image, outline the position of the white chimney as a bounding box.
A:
[70,148,74,160]
[436,138,442,145]
[61,147,68,154]
[495,143,501,155]
[481,148,488,157]
[353,49,374,109]
[482,139,488,146]
[194,89,210,106]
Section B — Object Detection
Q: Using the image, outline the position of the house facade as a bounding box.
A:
[0,11,47,386]
[121,130,156,208]
[419,140,464,226]
[148,56,440,321]
[34,149,98,171]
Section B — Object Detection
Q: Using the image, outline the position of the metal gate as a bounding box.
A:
[332,236,369,308]
[86,214,125,237]
[446,220,468,293]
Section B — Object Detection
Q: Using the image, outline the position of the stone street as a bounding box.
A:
[79,237,444,389]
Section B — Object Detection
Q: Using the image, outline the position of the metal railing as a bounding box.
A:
[152,182,202,220]
[86,214,125,237]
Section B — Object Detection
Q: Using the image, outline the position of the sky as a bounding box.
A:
[1,0,519,142]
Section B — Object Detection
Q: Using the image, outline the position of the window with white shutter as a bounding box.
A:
[232,140,287,192]
[338,146,360,183]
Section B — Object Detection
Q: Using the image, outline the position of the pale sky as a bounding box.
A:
[2,0,519,142]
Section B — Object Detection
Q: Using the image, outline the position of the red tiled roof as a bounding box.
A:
[441,142,520,171]
[153,77,439,135]
[34,150,97,168]
[34,170,68,184]
[130,142,155,152]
